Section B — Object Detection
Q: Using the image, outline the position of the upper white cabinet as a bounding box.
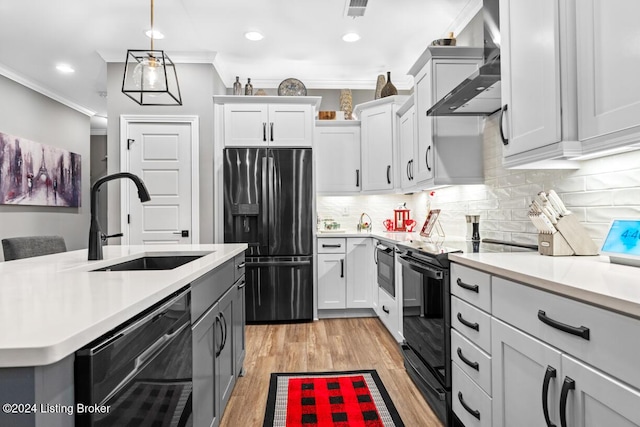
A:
[216,96,321,147]
[499,0,582,167]
[355,96,408,193]
[576,0,640,156]
[408,47,485,186]
[315,122,361,194]
[397,97,417,192]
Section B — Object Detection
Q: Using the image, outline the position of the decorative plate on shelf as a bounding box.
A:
[278,78,307,96]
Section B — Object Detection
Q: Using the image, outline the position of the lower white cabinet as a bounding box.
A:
[345,238,373,308]
[317,253,346,309]
[452,362,492,427]
[378,284,400,342]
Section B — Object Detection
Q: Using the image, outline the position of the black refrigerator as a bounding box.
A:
[223,148,313,322]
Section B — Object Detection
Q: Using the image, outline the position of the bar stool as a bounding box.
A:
[1,236,67,261]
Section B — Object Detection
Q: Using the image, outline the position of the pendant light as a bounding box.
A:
[122,0,182,105]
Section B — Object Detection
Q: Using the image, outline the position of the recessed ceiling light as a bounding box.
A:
[342,32,361,42]
[56,64,75,74]
[145,29,165,39]
[245,31,264,41]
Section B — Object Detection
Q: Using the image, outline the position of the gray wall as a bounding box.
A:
[0,75,91,261]
[106,62,226,243]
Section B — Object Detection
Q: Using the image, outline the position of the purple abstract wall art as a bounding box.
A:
[0,131,81,207]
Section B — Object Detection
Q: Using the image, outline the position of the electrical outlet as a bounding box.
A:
[341,207,349,216]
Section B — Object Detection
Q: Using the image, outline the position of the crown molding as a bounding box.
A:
[0,62,95,117]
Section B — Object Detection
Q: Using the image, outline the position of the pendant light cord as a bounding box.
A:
[150,0,154,51]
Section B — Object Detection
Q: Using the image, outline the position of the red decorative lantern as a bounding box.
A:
[393,208,411,231]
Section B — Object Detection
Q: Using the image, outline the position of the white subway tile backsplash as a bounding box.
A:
[562,191,613,207]
[587,170,640,190]
[551,176,586,193]
[586,206,640,222]
[612,188,640,205]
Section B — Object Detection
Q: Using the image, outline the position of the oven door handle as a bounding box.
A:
[398,255,443,280]
[402,347,446,400]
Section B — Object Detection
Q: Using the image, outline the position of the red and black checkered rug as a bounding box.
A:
[263,370,404,427]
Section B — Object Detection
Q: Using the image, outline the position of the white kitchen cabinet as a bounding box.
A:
[408,47,485,186]
[355,96,408,193]
[492,318,562,427]
[499,0,582,167]
[315,122,361,194]
[317,253,346,309]
[397,98,417,192]
[576,0,640,156]
[215,96,321,147]
[345,237,373,308]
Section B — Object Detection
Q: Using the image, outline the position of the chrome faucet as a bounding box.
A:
[88,172,151,260]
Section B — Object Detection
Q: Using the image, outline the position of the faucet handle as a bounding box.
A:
[101,232,124,242]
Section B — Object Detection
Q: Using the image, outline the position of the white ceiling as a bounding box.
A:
[0,0,481,121]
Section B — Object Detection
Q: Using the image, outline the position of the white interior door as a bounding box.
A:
[125,120,196,245]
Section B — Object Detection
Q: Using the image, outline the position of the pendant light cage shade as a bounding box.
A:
[122,49,182,106]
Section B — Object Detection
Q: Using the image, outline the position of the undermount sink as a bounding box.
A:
[91,255,206,272]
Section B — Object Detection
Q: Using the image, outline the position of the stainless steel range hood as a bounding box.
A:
[427,0,501,117]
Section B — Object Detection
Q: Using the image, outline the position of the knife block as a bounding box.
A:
[538,232,575,256]
[554,215,599,256]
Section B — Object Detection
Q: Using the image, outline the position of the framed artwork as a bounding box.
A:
[420,209,441,238]
[0,131,81,207]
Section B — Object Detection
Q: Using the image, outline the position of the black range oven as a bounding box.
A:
[375,241,395,297]
[397,243,458,426]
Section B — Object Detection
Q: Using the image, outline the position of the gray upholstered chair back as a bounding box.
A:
[2,236,67,261]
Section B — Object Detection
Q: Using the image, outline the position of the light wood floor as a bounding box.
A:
[220,317,443,427]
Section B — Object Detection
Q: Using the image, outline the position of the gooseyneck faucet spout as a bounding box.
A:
[88,172,151,260]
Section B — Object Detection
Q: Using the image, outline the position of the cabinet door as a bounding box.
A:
[492,318,562,427]
[500,0,562,156]
[192,303,220,427]
[346,238,373,308]
[317,254,346,309]
[561,355,640,427]
[398,105,416,191]
[224,103,269,147]
[576,0,640,145]
[217,286,236,415]
[268,104,313,147]
[233,276,246,378]
[414,68,434,183]
[315,125,361,193]
[360,104,394,191]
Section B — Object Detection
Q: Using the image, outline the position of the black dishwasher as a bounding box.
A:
[75,286,193,427]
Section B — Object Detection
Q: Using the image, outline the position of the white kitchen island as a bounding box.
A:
[0,243,247,427]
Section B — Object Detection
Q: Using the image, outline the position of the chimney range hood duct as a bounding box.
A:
[427,0,501,117]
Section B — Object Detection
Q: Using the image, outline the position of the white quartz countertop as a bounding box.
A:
[450,252,640,319]
[316,230,420,244]
[0,244,247,368]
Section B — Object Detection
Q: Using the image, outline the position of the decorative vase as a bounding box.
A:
[233,76,242,95]
[245,78,253,95]
[375,74,386,99]
[339,89,353,120]
[380,71,398,98]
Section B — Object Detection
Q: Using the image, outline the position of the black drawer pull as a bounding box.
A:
[457,312,479,331]
[542,366,557,427]
[500,104,509,145]
[458,392,480,420]
[560,376,575,427]
[537,310,590,340]
[237,262,246,269]
[457,278,479,293]
[322,244,342,248]
[382,306,390,314]
[457,347,479,371]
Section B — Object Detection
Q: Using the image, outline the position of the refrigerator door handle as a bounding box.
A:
[261,156,269,250]
[267,155,276,252]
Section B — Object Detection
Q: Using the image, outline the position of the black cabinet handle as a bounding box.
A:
[559,376,575,427]
[214,315,222,357]
[457,312,479,331]
[537,310,590,340]
[426,146,431,171]
[356,169,360,187]
[410,159,414,180]
[340,259,344,278]
[406,160,411,180]
[322,244,342,248]
[500,104,509,145]
[542,366,557,427]
[219,312,227,352]
[237,262,246,269]
[382,306,390,314]
[386,165,391,184]
[237,279,246,290]
[457,347,479,371]
[458,392,480,420]
[263,122,267,141]
[457,278,479,293]
[270,122,274,141]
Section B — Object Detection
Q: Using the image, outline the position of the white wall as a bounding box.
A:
[319,113,640,248]
[0,75,91,261]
